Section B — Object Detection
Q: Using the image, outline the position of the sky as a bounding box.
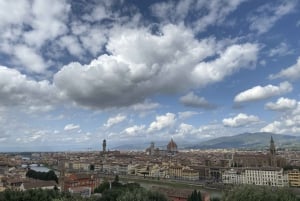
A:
[0,0,300,152]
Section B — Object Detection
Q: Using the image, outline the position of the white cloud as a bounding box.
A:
[64,124,80,131]
[59,35,84,57]
[54,24,259,109]
[150,0,247,32]
[104,114,127,128]
[0,1,31,27]
[223,113,260,127]
[234,81,293,103]
[23,0,70,48]
[178,111,199,120]
[269,57,300,80]
[192,43,259,86]
[123,125,146,137]
[0,0,70,74]
[148,113,176,132]
[269,42,293,57]
[249,1,296,34]
[0,66,59,111]
[13,45,47,73]
[265,97,297,111]
[261,101,300,134]
[130,101,160,111]
[180,92,215,109]
[174,123,198,139]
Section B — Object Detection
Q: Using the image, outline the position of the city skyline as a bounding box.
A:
[0,0,300,151]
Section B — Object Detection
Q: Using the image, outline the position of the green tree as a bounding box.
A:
[223,185,297,201]
[26,169,58,183]
[187,190,202,201]
[116,188,167,201]
[94,180,110,193]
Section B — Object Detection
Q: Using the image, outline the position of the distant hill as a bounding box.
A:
[189,132,300,150]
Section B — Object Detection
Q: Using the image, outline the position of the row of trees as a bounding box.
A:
[26,169,58,183]
[94,175,168,201]
[223,185,299,201]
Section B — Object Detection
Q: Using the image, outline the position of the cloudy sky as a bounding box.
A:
[0,0,300,151]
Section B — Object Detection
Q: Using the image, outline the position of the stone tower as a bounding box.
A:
[102,139,107,153]
[270,136,276,156]
[269,136,276,166]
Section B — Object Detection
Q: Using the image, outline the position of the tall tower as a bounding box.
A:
[59,159,65,191]
[269,136,276,166]
[270,136,276,156]
[102,139,107,153]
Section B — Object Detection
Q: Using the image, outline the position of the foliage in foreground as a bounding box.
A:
[187,189,202,201]
[0,176,167,201]
[223,185,299,201]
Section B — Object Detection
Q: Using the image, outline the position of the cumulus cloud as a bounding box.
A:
[0,66,59,111]
[64,124,80,131]
[192,43,259,86]
[130,101,160,111]
[269,57,300,80]
[148,113,176,132]
[123,125,146,137]
[265,97,297,111]
[178,111,199,120]
[180,92,215,109]
[261,101,300,134]
[234,81,293,103]
[0,0,70,73]
[104,114,127,128]
[223,113,260,127]
[248,1,296,34]
[23,0,70,48]
[58,35,84,57]
[54,24,259,109]
[13,45,47,73]
[150,0,247,32]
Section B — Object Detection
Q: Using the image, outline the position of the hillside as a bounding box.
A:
[189,132,300,150]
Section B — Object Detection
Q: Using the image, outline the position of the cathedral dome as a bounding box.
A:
[167,138,178,152]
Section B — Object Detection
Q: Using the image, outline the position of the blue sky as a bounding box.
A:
[0,0,300,151]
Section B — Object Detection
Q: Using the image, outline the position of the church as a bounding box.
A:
[231,136,286,168]
[145,138,178,156]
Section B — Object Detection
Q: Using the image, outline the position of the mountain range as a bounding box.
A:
[188,132,300,150]
[111,132,300,151]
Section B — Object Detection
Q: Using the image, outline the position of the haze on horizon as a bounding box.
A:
[0,0,300,152]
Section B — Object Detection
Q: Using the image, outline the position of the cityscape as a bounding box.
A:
[1,136,300,200]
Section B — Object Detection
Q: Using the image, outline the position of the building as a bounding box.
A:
[62,173,100,192]
[20,179,58,191]
[182,169,199,181]
[244,167,288,187]
[231,136,285,168]
[69,186,91,197]
[167,138,178,155]
[222,169,243,185]
[145,138,179,156]
[222,167,288,187]
[287,169,300,187]
[102,139,107,153]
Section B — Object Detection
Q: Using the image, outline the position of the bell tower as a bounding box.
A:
[269,136,276,166]
[102,139,107,153]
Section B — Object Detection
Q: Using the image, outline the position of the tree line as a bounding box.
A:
[26,169,58,183]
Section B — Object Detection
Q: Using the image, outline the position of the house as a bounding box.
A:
[20,179,58,191]
[62,173,100,193]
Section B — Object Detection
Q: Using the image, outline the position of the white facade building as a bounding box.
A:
[222,168,288,187]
